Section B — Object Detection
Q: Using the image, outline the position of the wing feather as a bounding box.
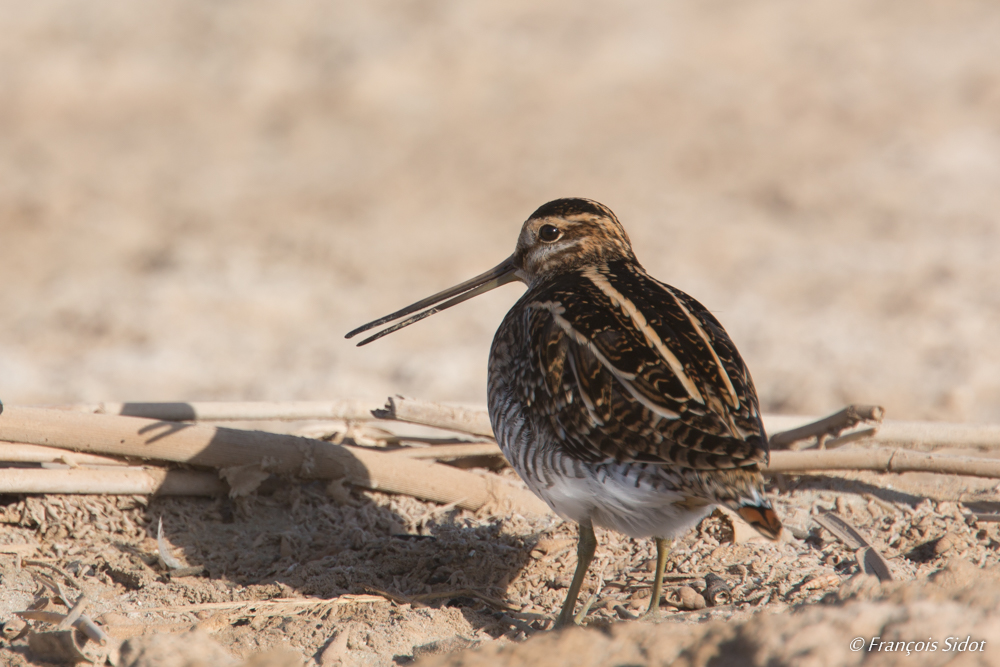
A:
[514,262,768,470]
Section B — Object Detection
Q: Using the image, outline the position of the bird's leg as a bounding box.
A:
[642,537,671,620]
[553,521,597,629]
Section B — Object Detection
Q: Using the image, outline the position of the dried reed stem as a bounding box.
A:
[0,406,550,514]
[389,443,503,459]
[374,397,495,437]
[50,399,1000,451]
[767,448,1000,478]
[0,441,128,466]
[394,440,1000,481]
[765,415,1000,451]
[0,468,225,495]
[57,400,383,422]
[768,405,884,450]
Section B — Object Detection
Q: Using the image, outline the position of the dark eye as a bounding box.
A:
[538,224,561,242]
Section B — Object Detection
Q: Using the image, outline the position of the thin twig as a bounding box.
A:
[365,586,427,608]
[0,442,128,466]
[765,414,1000,451]
[20,575,110,649]
[0,467,226,495]
[43,400,1000,451]
[408,588,515,612]
[378,400,1000,453]
[57,594,89,631]
[767,448,1000,479]
[496,613,538,635]
[23,561,79,588]
[769,405,884,450]
[374,396,495,438]
[16,610,111,645]
[390,443,503,459]
[391,439,1000,481]
[54,400,384,422]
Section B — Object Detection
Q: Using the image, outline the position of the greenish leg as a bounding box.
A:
[642,537,671,620]
[553,521,597,629]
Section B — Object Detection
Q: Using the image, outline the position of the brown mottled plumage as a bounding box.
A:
[347,198,781,628]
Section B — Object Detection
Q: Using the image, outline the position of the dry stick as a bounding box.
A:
[55,397,497,436]
[766,448,1000,479]
[0,442,128,466]
[375,396,496,438]
[764,415,1000,452]
[768,405,884,450]
[380,442,1000,483]
[54,400,385,422]
[0,406,550,515]
[869,421,1000,451]
[0,468,226,495]
[51,399,1000,451]
[389,443,504,459]
[382,399,1000,452]
[57,594,89,631]
[15,611,109,646]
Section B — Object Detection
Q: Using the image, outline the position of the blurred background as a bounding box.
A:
[1,0,998,422]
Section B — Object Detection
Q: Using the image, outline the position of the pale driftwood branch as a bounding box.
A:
[768,405,884,450]
[764,414,1000,451]
[389,443,504,459]
[53,397,496,435]
[0,442,129,466]
[866,421,1000,451]
[374,396,496,437]
[0,406,550,515]
[767,448,1000,478]
[378,439,1000,482]
[47,399,1000,451]
[55,400,384,422]
[389,440,1000,480]
[0,468,226,495]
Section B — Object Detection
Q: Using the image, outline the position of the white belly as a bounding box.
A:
[526,460,715,539]
[488,370,715,540]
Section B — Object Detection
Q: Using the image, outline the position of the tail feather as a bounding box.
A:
[738,504,782,540]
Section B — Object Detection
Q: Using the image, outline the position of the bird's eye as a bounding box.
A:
[538,224,561,242]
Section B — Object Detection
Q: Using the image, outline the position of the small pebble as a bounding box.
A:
[677,586,706,610]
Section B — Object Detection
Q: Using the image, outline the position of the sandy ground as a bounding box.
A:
[2,0,1000,665]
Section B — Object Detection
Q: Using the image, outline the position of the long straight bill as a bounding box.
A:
[345,256,519,346]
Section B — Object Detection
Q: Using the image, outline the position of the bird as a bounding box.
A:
[346,198,782,628]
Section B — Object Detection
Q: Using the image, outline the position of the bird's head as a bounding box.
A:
[346,198,633,345]
[512,198,637,285]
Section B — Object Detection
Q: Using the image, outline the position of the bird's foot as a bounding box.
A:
[552,592,599,630]
[572,592,599,625]
[552,610,575,630]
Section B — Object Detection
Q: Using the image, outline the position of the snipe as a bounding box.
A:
[347,198,781,628]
